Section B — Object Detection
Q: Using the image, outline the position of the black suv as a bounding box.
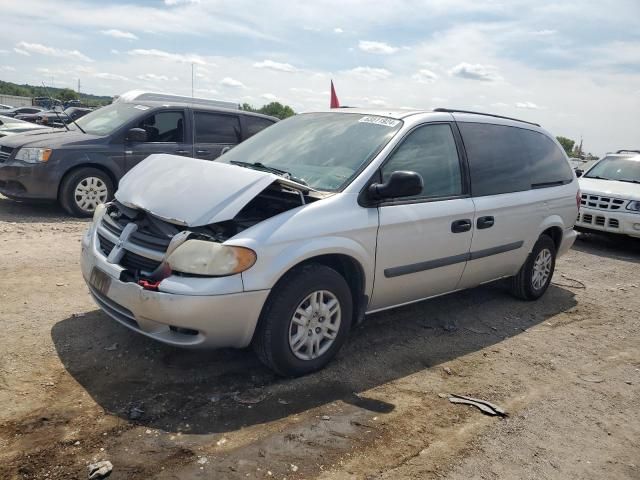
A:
[0,94,277,216]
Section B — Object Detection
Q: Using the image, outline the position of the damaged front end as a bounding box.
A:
[95,177,322,288]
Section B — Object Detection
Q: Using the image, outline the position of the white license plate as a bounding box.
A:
[90,267,112,296]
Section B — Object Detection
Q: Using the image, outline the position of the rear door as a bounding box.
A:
[193,111,241,160]
[456,122,548,289]
[370,122,475,311]
[124,109,191,170]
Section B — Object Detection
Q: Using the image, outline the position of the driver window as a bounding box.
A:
[137,111,185,143]
[381,123,462,199]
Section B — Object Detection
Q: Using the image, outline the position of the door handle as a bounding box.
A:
[175,149,189,154]
[451,219,472,233]
[477,216,495,229]
[196,149,210,154]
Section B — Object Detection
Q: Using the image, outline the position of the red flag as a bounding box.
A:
[330,80,340,108]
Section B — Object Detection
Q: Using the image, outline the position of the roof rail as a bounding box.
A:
[616,149,640,154]
[114,90,238,110]
[433,108,541,127]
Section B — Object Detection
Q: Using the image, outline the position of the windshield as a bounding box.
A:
[219,112,403,191]
[584,155,640,182]
[71,103,146,136]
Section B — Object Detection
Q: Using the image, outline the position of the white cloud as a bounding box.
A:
[0,49,8,55]
[412,69,438,83]
[531,29,556,36]
[13,48,30,56]
[93,72,129,81]
[1,66,16,71]
[101,29,138,40]
[137,73,171,82]
[220,77,246,88]
[344,66,392,80]
[15,41,93,62]
[261,93,277,101]
[358,40,398,55]
[448,62,502,81]
[333,27,343,34]
[127,48,207,65]
[515,101,542,109]
[110,49,120,54]
[253,60,298,73]
[165,0,200,4]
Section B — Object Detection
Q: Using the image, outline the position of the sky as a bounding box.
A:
[0,0,639,155]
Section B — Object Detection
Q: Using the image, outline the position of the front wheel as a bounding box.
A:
[253,264,353,377]
[60,167,114,217]
[509,234,556,300]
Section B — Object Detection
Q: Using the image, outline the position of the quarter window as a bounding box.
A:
[381,123,463,199]
[244,116,275,139]
[519,129,573,187]
[194,112,240,144]
[137,111,184,143]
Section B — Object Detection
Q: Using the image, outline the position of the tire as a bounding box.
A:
[253,264,353,377]
[509,234,556,300]
[60,167,114,217]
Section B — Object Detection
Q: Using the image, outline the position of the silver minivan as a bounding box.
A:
[81,108,579,376]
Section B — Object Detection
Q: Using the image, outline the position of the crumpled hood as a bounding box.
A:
[579,177,640,200]
[116,154,308,226]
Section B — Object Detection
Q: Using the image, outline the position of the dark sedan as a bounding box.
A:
[16,107,92,127]
[0,106,45,118]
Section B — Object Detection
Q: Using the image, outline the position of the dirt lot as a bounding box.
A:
[0,194,638,480]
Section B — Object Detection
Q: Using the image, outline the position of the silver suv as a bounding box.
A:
[81,108,579,376]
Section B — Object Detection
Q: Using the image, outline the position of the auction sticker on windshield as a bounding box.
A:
[359,116,400,127]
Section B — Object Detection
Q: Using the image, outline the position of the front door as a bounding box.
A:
[370,122,475,311]
[125,109,191,171]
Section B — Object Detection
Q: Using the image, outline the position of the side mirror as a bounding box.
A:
[575,169,583,177]
[220,146,232,155]
[368,171,424,200]
[126,127,147,143]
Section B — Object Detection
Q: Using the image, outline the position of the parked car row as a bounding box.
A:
[16,106,92,127]
[0,91,278,215]
[0,115,50,138]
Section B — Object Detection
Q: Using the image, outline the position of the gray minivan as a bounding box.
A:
[0,91,277,216]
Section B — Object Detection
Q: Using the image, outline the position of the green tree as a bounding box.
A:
[58,88,79,102]
[556,136,575,156]
[240,101,295,119]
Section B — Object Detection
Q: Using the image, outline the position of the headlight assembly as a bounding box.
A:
[626,200,640,213]
[15,147,52,163]
[166,240,256,276]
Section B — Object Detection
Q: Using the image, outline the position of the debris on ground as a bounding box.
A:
[233,389,268,405]
[321,415,331,421]
[448,394,508,417]
[443,367,453,375]
[103,343,118,351]
[291,464,299,472]
[578,374,605,383]
[127,403,145,420]
[88,460,113,479]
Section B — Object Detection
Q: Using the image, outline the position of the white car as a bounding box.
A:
[81,108,579,376]
[576,152,640,238]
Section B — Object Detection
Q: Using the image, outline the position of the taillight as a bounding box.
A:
[576,189,581,209]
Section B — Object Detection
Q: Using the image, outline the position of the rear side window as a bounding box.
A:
[519,129,573,187]
[243,116,274,139]
[381,123,463,199]
[194,112,240,144]
[459,123,572,196]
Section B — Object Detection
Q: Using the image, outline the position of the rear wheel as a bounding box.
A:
[509,235,556,300]
[253,264,353,377]
[60,167,113,217]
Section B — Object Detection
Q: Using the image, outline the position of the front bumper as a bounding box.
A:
[576,207,640,238]
[80,226,270,349]
[0,160,59,199]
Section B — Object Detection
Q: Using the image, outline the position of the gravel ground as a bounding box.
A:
[0,194,638,479]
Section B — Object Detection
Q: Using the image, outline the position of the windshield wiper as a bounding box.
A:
[62,110,86,134]
[585,175,612,181]
[230,160,308,186]
[618,178,640,184]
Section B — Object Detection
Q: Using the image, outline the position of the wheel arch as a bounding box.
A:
[536,215,565,252]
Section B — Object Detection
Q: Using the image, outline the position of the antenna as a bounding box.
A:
[191,63,194,98]
[41,81,69,131]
